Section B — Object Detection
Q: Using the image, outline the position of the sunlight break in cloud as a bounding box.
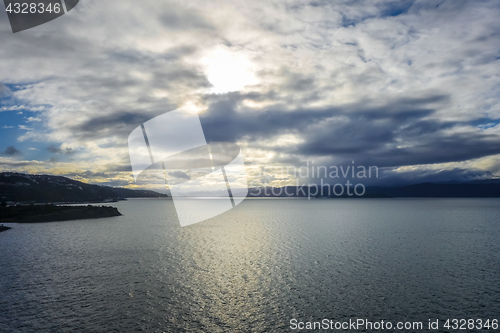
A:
[202,45,258,94]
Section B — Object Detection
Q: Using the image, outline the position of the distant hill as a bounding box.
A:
[0,173,167,204]
[365,182,500,198]
[247,181,500,198]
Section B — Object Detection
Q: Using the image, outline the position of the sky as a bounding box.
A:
[1,0,500,192]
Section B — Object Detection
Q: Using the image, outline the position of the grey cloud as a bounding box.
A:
[47,145,74,155]
[0,83,10,96]
[169,171,191,180]
[158,8,215,31]
[0,160,42,168]
[199,92,500,170]
[200,93,442,142]
[68,108,186,142]
[63,70,209,141]
[288,120,500,169]
[104,164,133,173]
[73,112,154,138]
[2,146,22,156]
[283,71,317,92]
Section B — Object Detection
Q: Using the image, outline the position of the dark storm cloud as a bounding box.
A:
[200,93,441,142]
[295,125,500,169]
[68,106,189,141]
[198,92,500,169]
[288,115,500,168]
[70,111,155,140]
[2,146,22,156]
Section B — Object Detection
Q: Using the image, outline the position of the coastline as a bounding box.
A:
[0,205,122,224]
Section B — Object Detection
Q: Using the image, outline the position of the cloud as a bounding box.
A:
[47,145,75,155]
[0,105,45,112]
[2,125,14,129]
[0,0,500,187]
[0,83,10,96]
[2,146,22,156]
[197,93,500,169]
[26,117,41,122]
[169,171,191,180]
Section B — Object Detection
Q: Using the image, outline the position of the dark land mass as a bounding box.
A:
[0,224,11,232]
[0,205,122,223]
[365,182,500,198]
[0,172,167,204]
[247,181,500,198]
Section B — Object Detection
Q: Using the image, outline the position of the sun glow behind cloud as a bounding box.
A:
[203,46,257,94]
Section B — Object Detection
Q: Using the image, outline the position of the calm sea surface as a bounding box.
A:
[1,198,499,332]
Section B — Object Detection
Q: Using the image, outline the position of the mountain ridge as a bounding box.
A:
[0,172,167,204]
[246,181,500,198]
